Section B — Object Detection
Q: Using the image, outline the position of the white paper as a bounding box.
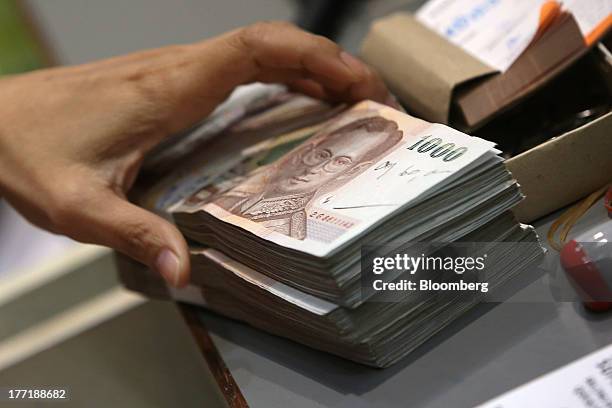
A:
[417,0,546,72]
[477,343,612,407]
[417,0,612,72]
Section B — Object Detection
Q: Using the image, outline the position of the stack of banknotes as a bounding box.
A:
[119,84,544,367]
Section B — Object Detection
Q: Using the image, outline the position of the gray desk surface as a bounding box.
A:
[197,201,612,408]
[0,300,229,408]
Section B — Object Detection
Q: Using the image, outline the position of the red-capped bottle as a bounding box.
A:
[561,220,612,312]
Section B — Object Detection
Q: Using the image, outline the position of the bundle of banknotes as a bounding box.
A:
[119,84,544,367]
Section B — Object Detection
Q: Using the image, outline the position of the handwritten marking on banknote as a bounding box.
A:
[374,161,397,180]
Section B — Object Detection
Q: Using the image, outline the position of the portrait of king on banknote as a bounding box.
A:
[213,115,403,239]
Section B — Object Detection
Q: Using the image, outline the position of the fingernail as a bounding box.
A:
[340,51,366,79]
[155,248,181,287]
[385,93,402,110]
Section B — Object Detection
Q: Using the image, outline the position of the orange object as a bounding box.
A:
[585,13,612,46]
[536,1,562,39]
[534,1,611,48]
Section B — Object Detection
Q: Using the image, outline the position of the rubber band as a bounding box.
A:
[548,184,610,251]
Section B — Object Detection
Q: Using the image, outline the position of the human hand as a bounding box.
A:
[0,22,393,287]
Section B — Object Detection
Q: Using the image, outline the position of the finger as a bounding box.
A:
[227,22,360,81]
[256,69,350,102]
[60,190,190,287]
[233,24,390,99]
[287,79,329,100]
[227,24,391,102]
[254,67,348,93]
[254,67,304,84]
[347,65,389,104]
[152,22,391,133]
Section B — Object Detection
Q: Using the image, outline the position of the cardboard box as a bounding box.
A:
[361,13,494,124]
[361,13,612,223]
[506,111,612,222]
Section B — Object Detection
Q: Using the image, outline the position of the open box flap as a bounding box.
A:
[507,111,612,223]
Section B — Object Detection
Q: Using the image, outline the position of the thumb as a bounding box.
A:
[65,190,191,287]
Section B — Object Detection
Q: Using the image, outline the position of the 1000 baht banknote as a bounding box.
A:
[190,101,499,257]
